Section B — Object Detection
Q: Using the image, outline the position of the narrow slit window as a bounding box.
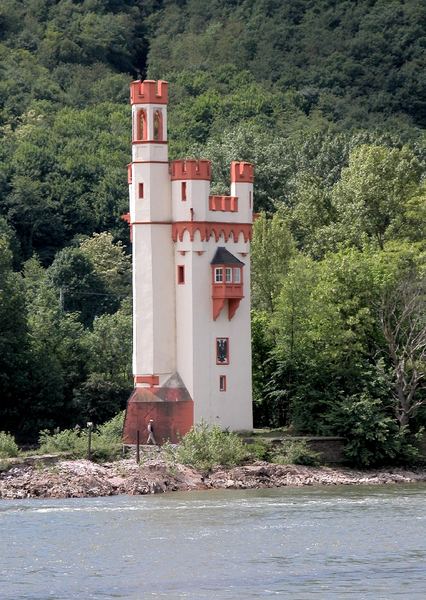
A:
[177,265,185,284]
[138,182,144,198]
[225,268,232,283]
[249,191,252,209]
[233,268,241,284]
[219,375,227,392]
[181,182,187,201]
[215,267,223,283]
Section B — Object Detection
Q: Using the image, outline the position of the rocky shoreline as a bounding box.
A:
[1,456,426,500]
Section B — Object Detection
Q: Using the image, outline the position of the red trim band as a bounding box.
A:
[134,375,160,386]
[132,140,168,145]
[173,222,252,243]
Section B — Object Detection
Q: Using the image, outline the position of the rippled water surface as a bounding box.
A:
[1,485,426,599]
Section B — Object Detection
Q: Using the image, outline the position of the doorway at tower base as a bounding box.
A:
[122,373,193,445]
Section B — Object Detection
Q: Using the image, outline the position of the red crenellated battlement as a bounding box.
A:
[130,80,168,105]
[231,161,254,183]
[170,159,211,181]
[209,195,238,212]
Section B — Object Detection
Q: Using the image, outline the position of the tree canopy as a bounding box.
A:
[0,0,424,461]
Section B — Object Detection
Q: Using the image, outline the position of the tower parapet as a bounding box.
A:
[130,80,168,105]
[231,161,254,183]
[209,195,238,212]
[170,159,211,181]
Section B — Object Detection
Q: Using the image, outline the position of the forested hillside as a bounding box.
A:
[0,0,425,463]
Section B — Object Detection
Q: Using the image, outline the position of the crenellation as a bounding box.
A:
[209,195,238,212]
[130,79,168,105]
[230,161,254,183]
[170,159,211,181]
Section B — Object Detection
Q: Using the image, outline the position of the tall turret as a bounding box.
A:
[128,79,175,381]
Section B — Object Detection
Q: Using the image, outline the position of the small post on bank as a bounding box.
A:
[87,422,93,461]
[136,429,140,464]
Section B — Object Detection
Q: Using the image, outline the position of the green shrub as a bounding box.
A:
[169,422,249,471]
[0,431,20,458]
[271,439,320,466]
[38,412,124,462]
[97,411,125,441]
[246,439,270,461]
[38,428,85,457]
[334,393,421,467]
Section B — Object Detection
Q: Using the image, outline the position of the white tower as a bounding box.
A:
[123,80,254,444]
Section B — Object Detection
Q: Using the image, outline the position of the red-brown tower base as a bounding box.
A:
[122,374,193,445]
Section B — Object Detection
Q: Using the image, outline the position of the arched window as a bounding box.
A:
[153,110,163,141]
[136,110,147,141]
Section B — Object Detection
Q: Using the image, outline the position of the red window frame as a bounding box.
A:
[138,182,144,198]
[181,181,187,201]
[216,337,230,365]
[219,375,227,392]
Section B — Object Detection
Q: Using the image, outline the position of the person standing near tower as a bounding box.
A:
[146,419,157,445]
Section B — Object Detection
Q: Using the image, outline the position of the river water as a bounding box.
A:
[1,485,425,599]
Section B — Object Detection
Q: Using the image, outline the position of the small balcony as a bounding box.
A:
[211,264,244,320]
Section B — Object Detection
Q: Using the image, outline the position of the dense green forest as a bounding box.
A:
[0,0,425,464]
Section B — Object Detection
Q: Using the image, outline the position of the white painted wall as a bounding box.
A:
[132,144,168,162]
[230,181,253,224]
[131,163,171,223]
[171,180,211,222]
[174,235,253,432]
[132,225,176,378]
